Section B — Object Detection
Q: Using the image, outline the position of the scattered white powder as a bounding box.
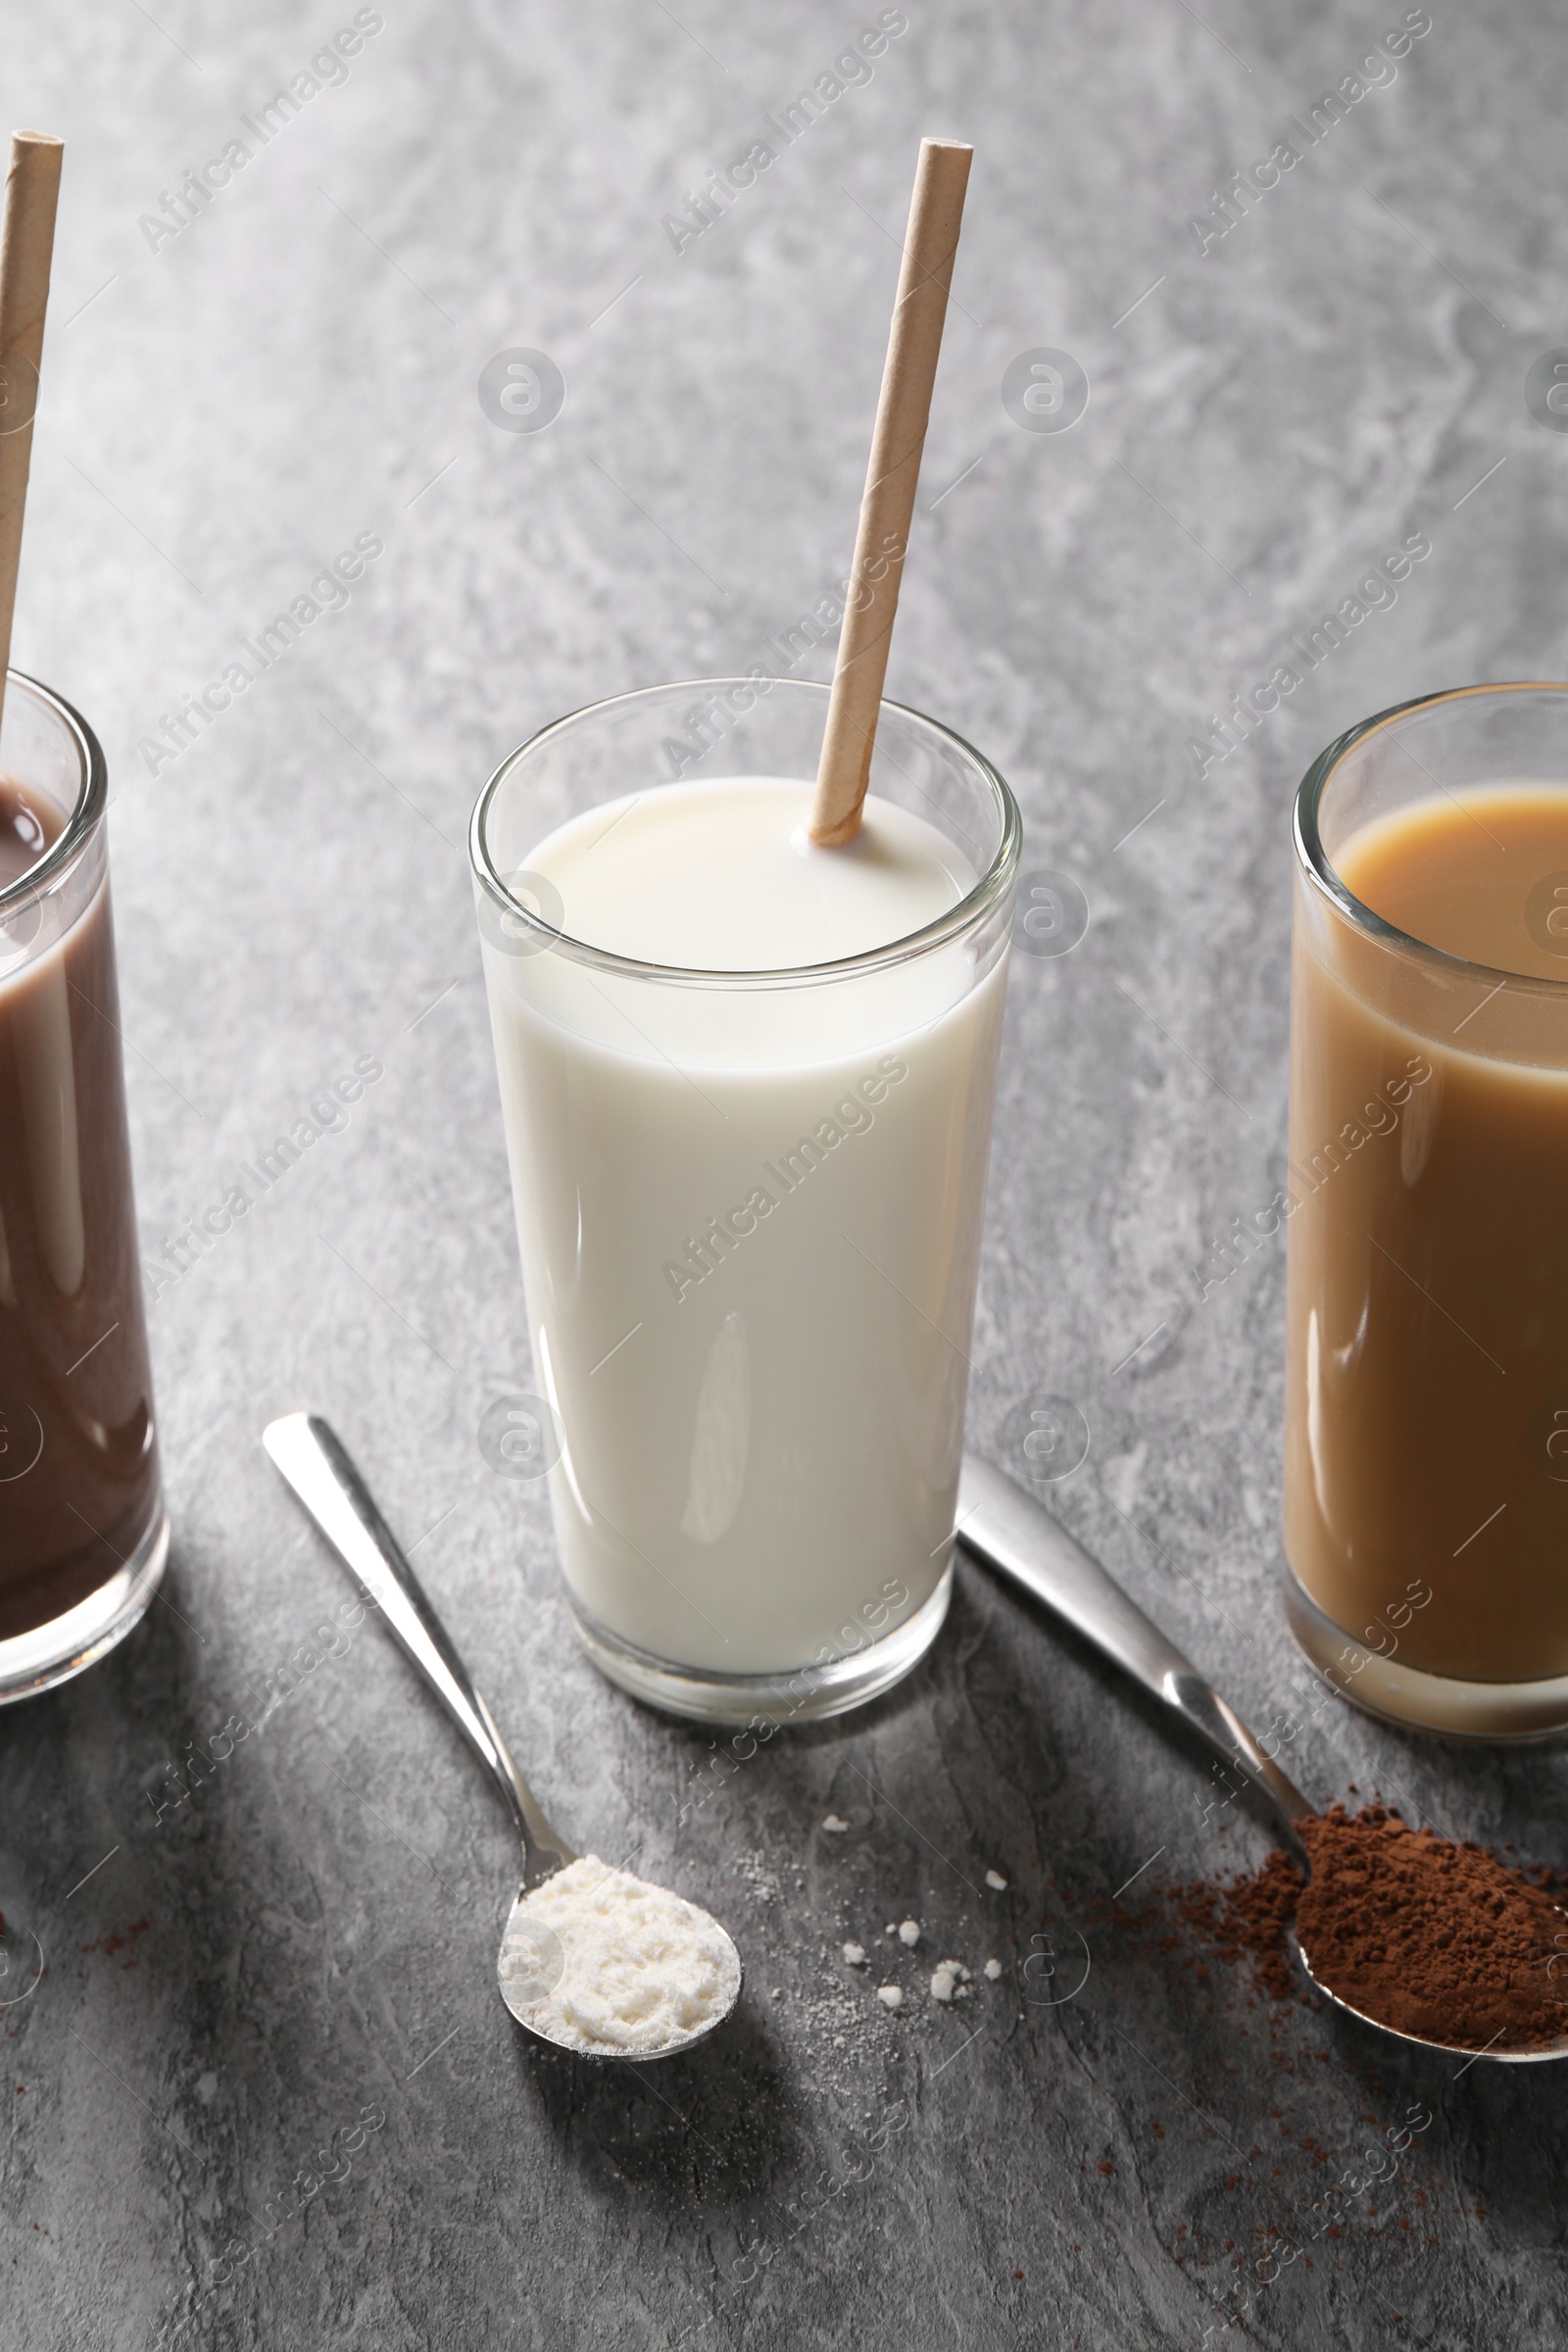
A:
[876,1984,904,2010]
[985,1869,1008,1891]
[735,1849,784,1908]
[822,1814,850,1834]
[898,1919,921,1946]
[843,1941,867,1967]
[930,1959,970,2003]
[500,1857,740,2056]
[984,1957,1003,1981]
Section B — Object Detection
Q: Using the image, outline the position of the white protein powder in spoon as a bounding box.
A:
[502,1856,741,2055]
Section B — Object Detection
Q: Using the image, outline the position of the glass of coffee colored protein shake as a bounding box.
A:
[1285,682,1568,1739]
[0,672,167,1697]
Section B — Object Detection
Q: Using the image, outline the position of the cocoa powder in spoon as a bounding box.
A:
[1184,1805,1568,2052]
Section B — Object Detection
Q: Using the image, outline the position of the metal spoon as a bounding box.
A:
[262,1412,743,2061]
[955,1451,1568,2064]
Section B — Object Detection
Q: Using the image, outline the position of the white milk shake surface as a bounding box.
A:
[529,777,969,969]
[481,777,1007,1678]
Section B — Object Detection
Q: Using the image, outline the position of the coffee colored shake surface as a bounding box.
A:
[0,776,160,1636]
[1284,784,1568,1682]
[1341,783,1568,979]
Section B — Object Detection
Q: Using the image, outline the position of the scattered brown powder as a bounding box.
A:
[78,1916,152,1962]
[1172,1847,1303,2003]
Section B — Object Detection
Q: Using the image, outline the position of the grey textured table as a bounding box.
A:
[4,2,1564,2345]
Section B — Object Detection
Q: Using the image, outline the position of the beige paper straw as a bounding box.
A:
[808,136,972,846]
[0,131,63,745]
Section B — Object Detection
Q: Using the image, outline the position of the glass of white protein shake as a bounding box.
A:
[470,676,1018,1724]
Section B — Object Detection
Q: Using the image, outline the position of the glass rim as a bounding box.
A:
[1294,678,1568,1000]
[0,669,106,920]
[468,675,1022,991]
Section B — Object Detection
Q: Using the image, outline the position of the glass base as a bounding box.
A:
[0,1507,169,1705]
[1284,1560,1568,1742]
[569,1561,954,1726]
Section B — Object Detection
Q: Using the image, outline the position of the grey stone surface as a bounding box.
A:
[3,0,1565,2344]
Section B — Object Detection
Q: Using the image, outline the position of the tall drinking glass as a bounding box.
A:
[0,672,167,1698]
[1286,682,1568,1738]
[471,677,1017,1724]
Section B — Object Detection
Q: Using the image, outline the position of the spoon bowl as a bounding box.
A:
[955,1451,1568,2065]
[1289,1933,1568,2063]
[263,1412,743,2062]
[498,1869,743,2057]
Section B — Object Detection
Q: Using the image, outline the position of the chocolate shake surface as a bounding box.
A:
[0,776,160,1635]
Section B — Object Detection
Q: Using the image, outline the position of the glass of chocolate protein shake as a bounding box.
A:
[0,671,166,1697]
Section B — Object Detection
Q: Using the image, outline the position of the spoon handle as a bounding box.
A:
[956,1452,1311,1844]
[263,1412,575,1881]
